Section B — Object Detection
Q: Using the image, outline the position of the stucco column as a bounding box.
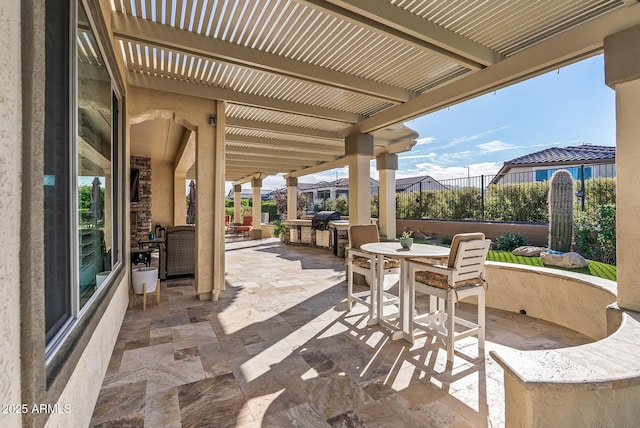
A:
[251,178,263,239]
[605,25,640,311]
[286,177,298,220]
[1,0,22,423]
[195,101,226,301]
[377,153,398,240]
[346,133,373,225]
[233,184,242,223]
[173,171,187,225]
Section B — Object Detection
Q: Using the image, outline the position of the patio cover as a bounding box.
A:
[111,0,639,183]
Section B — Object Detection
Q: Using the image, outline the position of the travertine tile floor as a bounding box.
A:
[91,237,591,427]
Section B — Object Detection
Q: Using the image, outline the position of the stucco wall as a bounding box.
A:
[45,280,129,428]
[397,219,548,246]
[0,0,23,426]
[484,262,617,340]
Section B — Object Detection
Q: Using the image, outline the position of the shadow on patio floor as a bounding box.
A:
[91,238,591,427]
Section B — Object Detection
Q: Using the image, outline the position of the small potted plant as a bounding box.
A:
[399,231,413,250]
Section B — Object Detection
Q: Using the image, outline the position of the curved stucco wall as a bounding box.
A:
[484,262,617,340]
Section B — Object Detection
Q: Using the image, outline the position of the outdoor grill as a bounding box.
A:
[311,211,341,230]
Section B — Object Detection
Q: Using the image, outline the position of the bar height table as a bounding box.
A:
[360,242,450,342]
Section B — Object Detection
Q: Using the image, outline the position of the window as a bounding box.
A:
[44,0,121,351]
[535,166,592,182]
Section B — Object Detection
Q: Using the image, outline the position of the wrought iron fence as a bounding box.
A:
[392,165,616,223]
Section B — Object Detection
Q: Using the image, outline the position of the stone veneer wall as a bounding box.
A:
[130,156,152,246]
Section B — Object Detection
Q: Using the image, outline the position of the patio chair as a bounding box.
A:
[236,216,253,236]
[346,224,400,319]
[224,215,231,234]
[159,225,195,280]
[408,233,490,362]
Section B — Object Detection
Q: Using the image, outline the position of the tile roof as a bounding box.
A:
[504,145,615,166]
[396,175,445,191]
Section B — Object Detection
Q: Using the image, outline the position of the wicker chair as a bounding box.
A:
[159,225,195,280]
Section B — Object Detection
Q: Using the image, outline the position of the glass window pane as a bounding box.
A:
[77,2,112,307]
[44,0,72,344]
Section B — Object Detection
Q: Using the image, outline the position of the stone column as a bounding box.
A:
[605,25,640,312]
[346,133,373,225]
[233,184,242,223]
[377,153,398,240]
[286,177,298,220]
[251,178,262,239]
[195,101,226,301]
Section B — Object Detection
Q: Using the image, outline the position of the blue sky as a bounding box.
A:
[251,53,615,192]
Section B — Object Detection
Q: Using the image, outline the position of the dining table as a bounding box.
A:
[359,242,450,343]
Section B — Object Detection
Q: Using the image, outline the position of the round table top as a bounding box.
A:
[360,242,450,259]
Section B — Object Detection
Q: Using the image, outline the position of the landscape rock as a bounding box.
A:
[540,251,589,268]
[512,246,546,257]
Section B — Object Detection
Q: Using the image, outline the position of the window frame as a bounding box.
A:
[43,0,125,377]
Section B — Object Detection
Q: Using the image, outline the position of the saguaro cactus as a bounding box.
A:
[548,170,574,252]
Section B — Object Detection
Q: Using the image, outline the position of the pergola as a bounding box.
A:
[114,1,640,311]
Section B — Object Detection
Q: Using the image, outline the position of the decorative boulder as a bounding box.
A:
[540,251,589,268]
[512,246,546,257]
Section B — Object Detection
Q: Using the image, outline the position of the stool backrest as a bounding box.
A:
[451,239,491,281]
[349,224,379,250]
[448,232,485,268]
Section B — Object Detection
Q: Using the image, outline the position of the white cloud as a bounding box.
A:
[412,161,502,181]
[414,136,436,146]
[477,140,519,153]
[439,150,474,162]
[429,126,510,151]
[398,153,437,161]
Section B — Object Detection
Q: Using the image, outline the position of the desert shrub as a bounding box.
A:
[336,195,349,215]
[484,182,548,222]
[272,220,285,238]
[496,232,528,252]
[574,204,616,265]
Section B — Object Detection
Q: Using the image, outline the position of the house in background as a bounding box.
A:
[396,175,448,192]
[299,175,447,211]
[299,178,378,212]
[491,144,616,184]
[226,188,275,201]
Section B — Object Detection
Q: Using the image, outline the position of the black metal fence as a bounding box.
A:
[393,166,616,223]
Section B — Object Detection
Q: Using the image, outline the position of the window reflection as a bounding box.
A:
[77,2,112,307]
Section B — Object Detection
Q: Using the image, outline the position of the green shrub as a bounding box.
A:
[272,220,286,238]
[574,204,616,265]
[496,232,528,252]
[440,237,452,246]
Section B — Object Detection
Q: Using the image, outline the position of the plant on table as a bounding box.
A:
[399,230,413,249]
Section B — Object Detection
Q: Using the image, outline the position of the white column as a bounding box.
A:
[377,153,398,240]
[286,177,298,220]
[346,133,373,225]
[195,101,226,301]
[251,178,262,239]
[233,184,242,223]
[605,25,640,311]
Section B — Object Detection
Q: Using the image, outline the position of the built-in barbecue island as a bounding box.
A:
[282,211,350,257]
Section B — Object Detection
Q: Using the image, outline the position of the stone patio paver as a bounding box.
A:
[91,237,592,427]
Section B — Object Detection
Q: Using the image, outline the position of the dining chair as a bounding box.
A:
[408,233,490,361]
[346,224,400,319]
